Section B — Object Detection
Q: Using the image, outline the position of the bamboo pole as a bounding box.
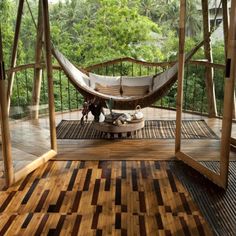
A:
[41,0,57,152]
[201,0,217,117]
[175,0,186,153]
[220,0,236,188]
[14,150,56,183]
[31,0,44,119]
[7,0,24,112]
[222,0,229,58]
[222,0,236,119]
[0,27,14,187]
[176,152,222,187]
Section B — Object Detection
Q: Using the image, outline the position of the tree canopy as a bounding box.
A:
[0,0,210,68]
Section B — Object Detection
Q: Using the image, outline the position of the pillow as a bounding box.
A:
[122,75,153,91]
[95,83,121,96]
[122,85,150,97]
[89,73,121,89]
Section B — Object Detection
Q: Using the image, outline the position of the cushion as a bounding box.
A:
[89,73,121,89]
[122,75,153,91]
[95,83,121,96]
[122,85,150,97]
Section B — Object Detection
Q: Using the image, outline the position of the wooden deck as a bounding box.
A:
[55,108,236,163]
[1,107,236,176]
[1,107,236,235]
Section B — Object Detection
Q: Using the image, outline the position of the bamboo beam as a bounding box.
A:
[201,0,217,117]
[7,0,24,111]
[176,151,222,186]
[220,0,236,188]
[4,59,225,75]
[175,0,186,153]
[6,63,62,74]
[41,0,57,152]
[31,0,44,119]
[14,150,56,183]
[0,27,14,187]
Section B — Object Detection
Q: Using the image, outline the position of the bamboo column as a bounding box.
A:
[175,0,186,153]
[7,0,24,111]
[201,0,217,117]
[0,27,14,187]
[31,0,44,119]
[222,0,229,57]
[41,0,57,151]
[220,0,236,188]
[222,0,236,119]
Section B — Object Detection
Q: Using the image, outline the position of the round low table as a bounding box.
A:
[93,118,145,136]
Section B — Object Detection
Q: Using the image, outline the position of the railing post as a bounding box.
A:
[31,0,44,119]
[7,0,24,112]
[201,0,217,117]
[59,70,63,112]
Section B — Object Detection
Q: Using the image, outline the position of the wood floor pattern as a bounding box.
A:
[0,160,212,236]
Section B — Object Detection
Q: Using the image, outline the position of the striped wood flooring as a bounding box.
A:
[0,160,213,235]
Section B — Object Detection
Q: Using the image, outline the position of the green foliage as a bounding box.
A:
[0,0,15,67]
[1,0,227,117]
[51,0,163,66]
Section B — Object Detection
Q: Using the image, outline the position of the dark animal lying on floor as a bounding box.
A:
[80,98,104,124]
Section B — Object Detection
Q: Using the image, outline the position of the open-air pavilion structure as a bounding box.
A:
[0,0,236,235]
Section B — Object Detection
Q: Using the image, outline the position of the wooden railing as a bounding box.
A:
[5,57,226,119]
[86,57,225,117]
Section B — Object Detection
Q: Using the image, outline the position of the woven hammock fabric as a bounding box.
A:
[56,120,218,139]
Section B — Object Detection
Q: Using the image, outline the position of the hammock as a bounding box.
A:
[52,41,203,110]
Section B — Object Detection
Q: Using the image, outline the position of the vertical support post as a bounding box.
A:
[7,0,24,111]
[222,0,229,58]
[201,0,217,117]
[222,0,236,118]
[31,0,43,119]
[0,27,14,187]
[220,0,236,188]
[175,0,186,153]
[41,0,57,152]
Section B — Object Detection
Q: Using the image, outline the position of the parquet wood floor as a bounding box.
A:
[1,107,236,179]
[0,160,213,235]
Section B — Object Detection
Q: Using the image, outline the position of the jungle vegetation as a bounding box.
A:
[0,0,226,116]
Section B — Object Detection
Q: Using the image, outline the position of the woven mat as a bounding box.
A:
[170,161,236,236]
[56,120,218,139]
